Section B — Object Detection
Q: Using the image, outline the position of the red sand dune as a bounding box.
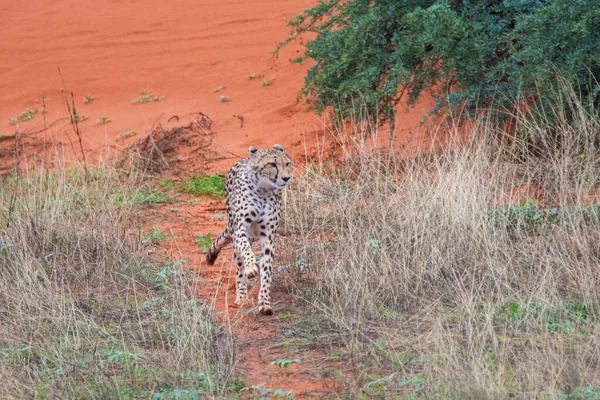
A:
[0,0,434,171]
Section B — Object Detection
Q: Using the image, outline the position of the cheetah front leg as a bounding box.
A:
[232,225,259,279]
[257,233,275,316]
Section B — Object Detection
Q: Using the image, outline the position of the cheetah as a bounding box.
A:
[205,144,292,316]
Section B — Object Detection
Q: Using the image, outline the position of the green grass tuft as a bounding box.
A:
[180,174,225,198]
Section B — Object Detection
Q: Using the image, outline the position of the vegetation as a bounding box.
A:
[278,0,600,130]
[8,108,37,124]
[0,165,237,398]
[194,234,213,253]
[180,174,225,198]
[278,90,600,397]
[131,90,164,105]
[141,226,170,245]
[120,129,137,138]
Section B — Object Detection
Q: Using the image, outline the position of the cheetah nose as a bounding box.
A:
[282,177,290,182]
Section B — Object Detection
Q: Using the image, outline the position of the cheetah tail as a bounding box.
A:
[205,228,232,265]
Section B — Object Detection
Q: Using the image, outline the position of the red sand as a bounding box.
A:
[0,0,435,170]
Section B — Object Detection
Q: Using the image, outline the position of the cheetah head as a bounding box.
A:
[248,144,292,190]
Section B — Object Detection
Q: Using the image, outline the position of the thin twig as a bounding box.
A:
[66,92,88,174]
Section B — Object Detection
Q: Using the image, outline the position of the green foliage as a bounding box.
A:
[69,112,87,122]
[270,358,301,369]
[154,260,186,291]
[495,300,600,335]
[240,383,294,398]
[180,174,225,198]
[114,187,173,205]
[278,0,600,128]
[141,226,169,245]
[194,234,213,253]
[131,90,165,104]
[487,203,600,235]
[9,108,37,124]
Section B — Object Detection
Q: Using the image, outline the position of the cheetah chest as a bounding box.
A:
[246,196,278,241]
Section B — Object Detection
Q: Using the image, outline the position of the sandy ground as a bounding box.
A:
[1,0,436,170]
[0,1,434,397]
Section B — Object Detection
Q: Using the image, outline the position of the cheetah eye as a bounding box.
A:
[285,162,290,168]
[268,162,277,168]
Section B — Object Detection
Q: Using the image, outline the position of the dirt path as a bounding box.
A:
[139,191,340,398]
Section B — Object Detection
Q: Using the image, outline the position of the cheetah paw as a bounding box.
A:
[245,265,259,279]
[259,304,273,316]
[234,295,248,306]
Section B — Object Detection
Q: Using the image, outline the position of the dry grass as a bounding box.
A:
[279,93,600,397]
[0,163,237,399]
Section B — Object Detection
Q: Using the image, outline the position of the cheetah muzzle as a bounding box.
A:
[205,144,292,316]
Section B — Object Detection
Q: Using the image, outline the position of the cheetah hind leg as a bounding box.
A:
[244,243,259,279]
[234,253,248,305]
[244,262,259,280]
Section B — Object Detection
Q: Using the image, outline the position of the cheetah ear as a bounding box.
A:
[273,144,285,152]
[248,146,258,156]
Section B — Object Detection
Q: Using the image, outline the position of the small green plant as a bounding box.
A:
[180,174,225,198]
[9,108,37,124]
[276,258,310,273]
[487,204,600,235]
[114,188,172,205]
[96,116,111,124]
[194,234,212,253]
[83,95,95,104]
[218,95,230,103]
[247,73,264,80]
[494,300,599,335]
[135,188,172,204]
[102,349,141,364]
[261,78,274,86]
[141,226,169,245]
[240,384,294,398]
[156,178,176,189]
[209,213,227,221]
[154,260,186,290]
[212,85,226,93]
[120,129,137,138]
[131,90,165,104]
[151,388,206,399]
[270,358,301,369]
[69,112,88,122]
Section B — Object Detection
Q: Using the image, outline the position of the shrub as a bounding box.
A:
[278,0,600,130]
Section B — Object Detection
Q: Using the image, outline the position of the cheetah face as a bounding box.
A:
[248,144,292,190]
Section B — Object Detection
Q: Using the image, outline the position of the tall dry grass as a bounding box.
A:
[280,92,600,397]
[0,163,236,399]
